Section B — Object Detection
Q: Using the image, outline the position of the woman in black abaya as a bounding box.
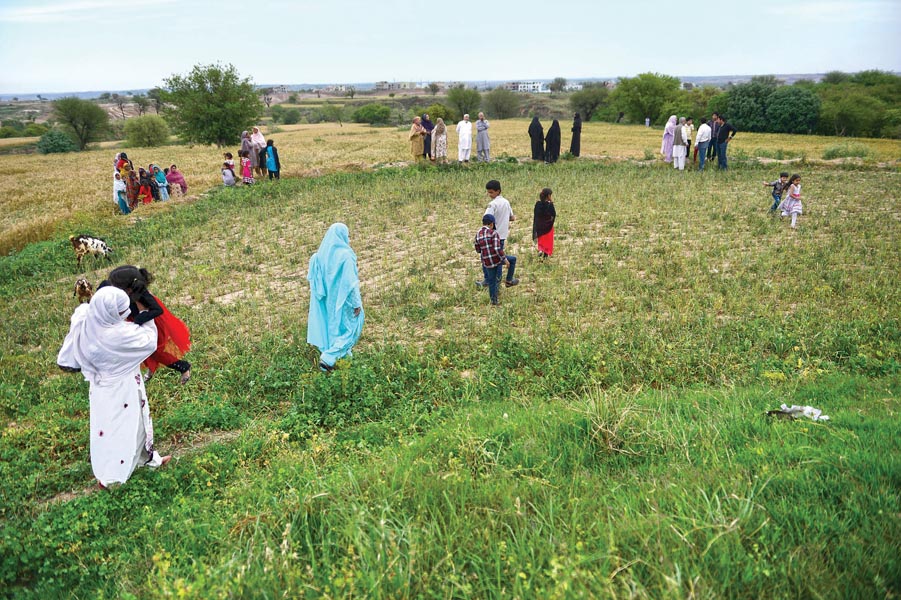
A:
[569,113,582,157]
[544,119,561,164]
[528,117,544,161]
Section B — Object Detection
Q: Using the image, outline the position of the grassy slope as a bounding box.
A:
[1,159,899,598]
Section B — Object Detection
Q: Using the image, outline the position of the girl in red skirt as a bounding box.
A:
[533,187,556,258]
[102,265,192,384]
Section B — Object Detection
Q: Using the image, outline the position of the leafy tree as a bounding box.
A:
[345,86,356,99]
[37,129,78,153]
[612,73,680,124]
[765,86,820,134]
[162,63,262,146]
[260,88,274,108]
[446,85,481,118]
[817,90,886,137]
[287,93,299,103]
[2,119,25,131]
[52,96,109,150]
[112,93,128,118]
[0,126,18,138]
[269,104,285,123]
[549,77,568,93]
[707,93,730,118]
[124,115,170,146]
[849,70,898,87]
[822,71,850,85]
[482,87,520,119]
[133,94,150,116]
[282,108,302,125]
[352,103,391,125]
[569,83,610,121]
[320,103,344,126]
[427,82,440,96]
[425,103,456,123]
[147,88,165,114]
[725,79,778,131]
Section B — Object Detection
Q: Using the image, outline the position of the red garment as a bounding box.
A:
[537,229,554,256]
[138,184,153,204]
[143,296,191,374]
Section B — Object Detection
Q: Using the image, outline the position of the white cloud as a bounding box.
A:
[0,0,176,23]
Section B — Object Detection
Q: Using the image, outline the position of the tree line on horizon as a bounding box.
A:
[12,64,900,153]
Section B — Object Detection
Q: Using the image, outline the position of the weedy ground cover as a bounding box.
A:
[0,154,898,598]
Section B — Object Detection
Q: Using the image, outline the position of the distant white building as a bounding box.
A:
[274,85,288,94]
[504,81,548,93]
[563,83,583,91]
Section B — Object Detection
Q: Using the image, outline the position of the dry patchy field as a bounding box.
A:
[2,120,900,255]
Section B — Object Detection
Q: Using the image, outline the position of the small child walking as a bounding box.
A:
[240,150,254,185]
[763,171,790,214]
[778,174,803,229]
[474,213,508,306]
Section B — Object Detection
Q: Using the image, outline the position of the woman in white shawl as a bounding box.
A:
[57,286,170,488]
[113,172,130,215]
[250,126,267,177]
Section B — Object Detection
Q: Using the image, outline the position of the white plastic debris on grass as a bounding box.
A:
[778,404,831,422]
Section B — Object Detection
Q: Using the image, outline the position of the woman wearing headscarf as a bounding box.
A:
[137,168,154,204]
[116,152,133,177]
[166,164,188,196]
[544,119,561,163]
[421,113,435,160]
[125,166,140,209]
[569,113,582,157]
[533,187,556,258]
[528,117,544,161]
[57,286,171,488]
[251,126,267,177]
[152,165,169,200]
[431,118,448,164]
[307,223,364,372]
[113,172,130,215]
[661,115,677,163]
[409,116,425,161]
[240,130,253,167]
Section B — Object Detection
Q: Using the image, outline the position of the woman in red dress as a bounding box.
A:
[533,187,556,258]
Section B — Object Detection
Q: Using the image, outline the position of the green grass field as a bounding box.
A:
[1,154,899,598]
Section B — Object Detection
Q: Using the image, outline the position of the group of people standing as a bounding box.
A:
[226,126,281,186]
[409,112,492,164]
[528,113,582,163]
[113,152,188,215]
[661,112,736,171]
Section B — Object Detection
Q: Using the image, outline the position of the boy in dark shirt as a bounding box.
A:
[763,172,790,214]
[474,214,508,306]
[715,115,737,170]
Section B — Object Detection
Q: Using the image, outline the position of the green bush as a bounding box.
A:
[0,126,18,139]
[269,104,285,123]
[123,115,170,147]
[482,87,520,119]
[353,103,392,125]
[23,123,49,137]
[36,129,78,154]
[424,103,456,123]
[282,108,301,125]
[822,142,873,160]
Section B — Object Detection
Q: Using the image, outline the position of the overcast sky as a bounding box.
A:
[0,0,898,93]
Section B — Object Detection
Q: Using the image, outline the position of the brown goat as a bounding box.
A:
[73,278,93,303]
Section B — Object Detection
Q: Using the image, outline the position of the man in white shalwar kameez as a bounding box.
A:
[58,286,170,488]
[456,114,473,163]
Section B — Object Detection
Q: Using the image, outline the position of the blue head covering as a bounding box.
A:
[307,223,364,366]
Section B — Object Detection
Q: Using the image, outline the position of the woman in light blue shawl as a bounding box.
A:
[307,223,364,371]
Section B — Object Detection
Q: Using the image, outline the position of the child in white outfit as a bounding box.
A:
[779,174,803,228]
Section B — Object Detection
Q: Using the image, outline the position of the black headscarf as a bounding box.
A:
[528,117,544,160]
[421,114,434,133]
[570,113,582,157]
[533,199,556,240]
[544,120,561,163]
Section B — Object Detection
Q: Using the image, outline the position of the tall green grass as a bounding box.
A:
[1,160,898,598]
